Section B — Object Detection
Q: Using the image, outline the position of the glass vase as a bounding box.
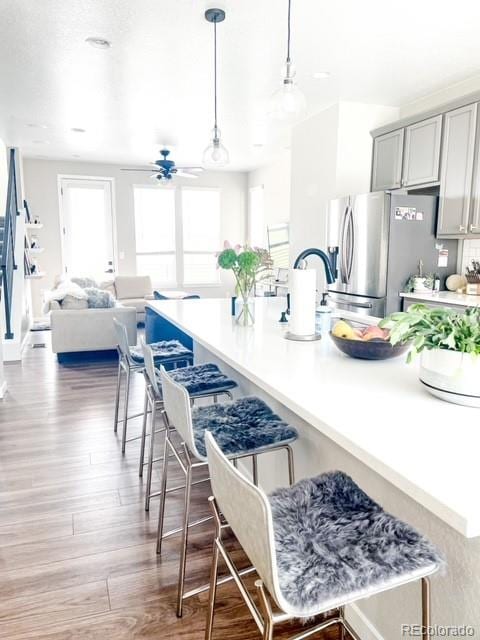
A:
[235,294,255,326]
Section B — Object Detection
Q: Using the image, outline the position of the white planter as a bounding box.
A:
[419,349,480,407]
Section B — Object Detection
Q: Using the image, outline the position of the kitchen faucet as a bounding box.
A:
[293,248,336,283]
[281,248,336,319]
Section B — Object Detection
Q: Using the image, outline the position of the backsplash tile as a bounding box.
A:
[461,239,480,273]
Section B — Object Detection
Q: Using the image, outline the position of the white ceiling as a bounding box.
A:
[1,0,480,170]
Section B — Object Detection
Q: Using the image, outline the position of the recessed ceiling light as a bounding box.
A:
[71,127,86,133]
[85,36,111,49]
[27,123,48,129]
[312,71,331,79]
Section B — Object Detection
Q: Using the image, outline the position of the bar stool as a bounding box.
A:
[112,319,193,454]
[157,365,299,617]
[204,431,444,640]
[140,340,238,511]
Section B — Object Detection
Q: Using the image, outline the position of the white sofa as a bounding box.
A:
[50,305,137,357]
[109,275,154,323]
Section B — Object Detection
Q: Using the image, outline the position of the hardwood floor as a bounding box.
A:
[0,334,349,639]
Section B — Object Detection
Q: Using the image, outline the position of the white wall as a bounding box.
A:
[22,159,248,316]
[248,149,291,227]
[289,101,398,286]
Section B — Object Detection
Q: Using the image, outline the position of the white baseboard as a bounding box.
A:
[346,604,385,640]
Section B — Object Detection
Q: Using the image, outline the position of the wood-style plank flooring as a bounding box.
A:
[0,333,349,639]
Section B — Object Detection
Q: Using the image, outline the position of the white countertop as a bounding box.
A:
[148,297,480,537]
[400,290,480,307]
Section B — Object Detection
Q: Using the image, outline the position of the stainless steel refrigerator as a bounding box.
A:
[326,191,459,317]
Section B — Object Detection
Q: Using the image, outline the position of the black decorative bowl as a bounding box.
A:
[329,334,410,360]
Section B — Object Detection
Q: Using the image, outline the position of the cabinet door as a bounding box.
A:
[371,129,404,191]
[438,103,477,237]
[402,115,442,187]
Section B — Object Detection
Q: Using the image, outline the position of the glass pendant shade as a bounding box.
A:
[269,62,306,122]
[203,128,229,168]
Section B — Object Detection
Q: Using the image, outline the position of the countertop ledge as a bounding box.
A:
[148,297,480,538]
[400,290,480,307]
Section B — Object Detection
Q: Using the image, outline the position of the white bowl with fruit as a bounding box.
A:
[330,320,410,360]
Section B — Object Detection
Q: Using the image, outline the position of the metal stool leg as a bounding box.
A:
[121,366,131,455]
[286,445,295,485]
[113,360,122,433]
[145,398,157,512]
[138,386,150,477]
[422,577,431,640]
[256,581,274,640]
[176,444,193,618]
[156,429,171,554]
[252,455,258,486]
[205,499,221,640]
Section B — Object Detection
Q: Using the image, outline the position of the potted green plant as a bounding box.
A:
[217,242,273,326]
[380,304,480,407]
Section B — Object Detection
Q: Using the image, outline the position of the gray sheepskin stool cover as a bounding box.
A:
[130,340,192,364]
[192,396,298,458]
[160,363,237,396]
[269,471,443,614]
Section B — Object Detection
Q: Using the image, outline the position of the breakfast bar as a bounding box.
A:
[148,296,480,537]
[148,296,480,640]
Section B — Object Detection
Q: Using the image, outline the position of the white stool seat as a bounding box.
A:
[269,470,443,617]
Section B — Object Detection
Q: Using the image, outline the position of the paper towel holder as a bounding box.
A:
[284,248,335,342]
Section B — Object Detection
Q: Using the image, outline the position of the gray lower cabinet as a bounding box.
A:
[371,129,404,191]
[402,115,442,187]
[402,297,466,313]
[437,103,477,237]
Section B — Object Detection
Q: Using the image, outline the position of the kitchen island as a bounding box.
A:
[148,297,479,639]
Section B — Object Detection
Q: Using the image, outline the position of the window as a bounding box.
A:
[133,185,221,287]
[134,186,176,284]
[182,188,221,285]
[267,223,290,269]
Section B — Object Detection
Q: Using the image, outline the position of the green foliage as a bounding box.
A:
[217,244,273,299]
[379,304,480,362]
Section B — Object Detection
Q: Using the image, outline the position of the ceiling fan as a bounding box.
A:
[121,149,204,181]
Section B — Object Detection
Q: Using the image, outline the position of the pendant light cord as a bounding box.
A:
[286,0,292,63]
[214,19,218,132]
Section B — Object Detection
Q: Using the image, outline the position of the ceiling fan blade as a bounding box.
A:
[175,170,198,179]
[177,166,204,173]
[121,167,159,172]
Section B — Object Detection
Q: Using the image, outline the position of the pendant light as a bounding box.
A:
[203,8,229,168]
[270,0,306,122]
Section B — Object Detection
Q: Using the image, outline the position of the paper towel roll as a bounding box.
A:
[289,268,316,336]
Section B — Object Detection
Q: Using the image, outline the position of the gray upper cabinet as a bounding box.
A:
[437,103,477,237]
[402,115,442,187]
[371,129,404,191]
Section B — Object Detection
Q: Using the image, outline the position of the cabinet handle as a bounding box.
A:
[470,224,478,232]
[459,225,466,231]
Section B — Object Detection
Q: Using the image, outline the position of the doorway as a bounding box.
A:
[59,177,116,279]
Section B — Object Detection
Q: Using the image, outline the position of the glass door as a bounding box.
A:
[59,178,115,279]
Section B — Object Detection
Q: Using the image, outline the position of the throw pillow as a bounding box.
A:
[61,295,89,310]
[84,287,115,308]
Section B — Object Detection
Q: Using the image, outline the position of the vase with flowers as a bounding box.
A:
[217,241,273,326]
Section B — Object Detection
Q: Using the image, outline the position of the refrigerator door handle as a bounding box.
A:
[340,204,349,284]
[346,206,355,283]
[335,297,373,309]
